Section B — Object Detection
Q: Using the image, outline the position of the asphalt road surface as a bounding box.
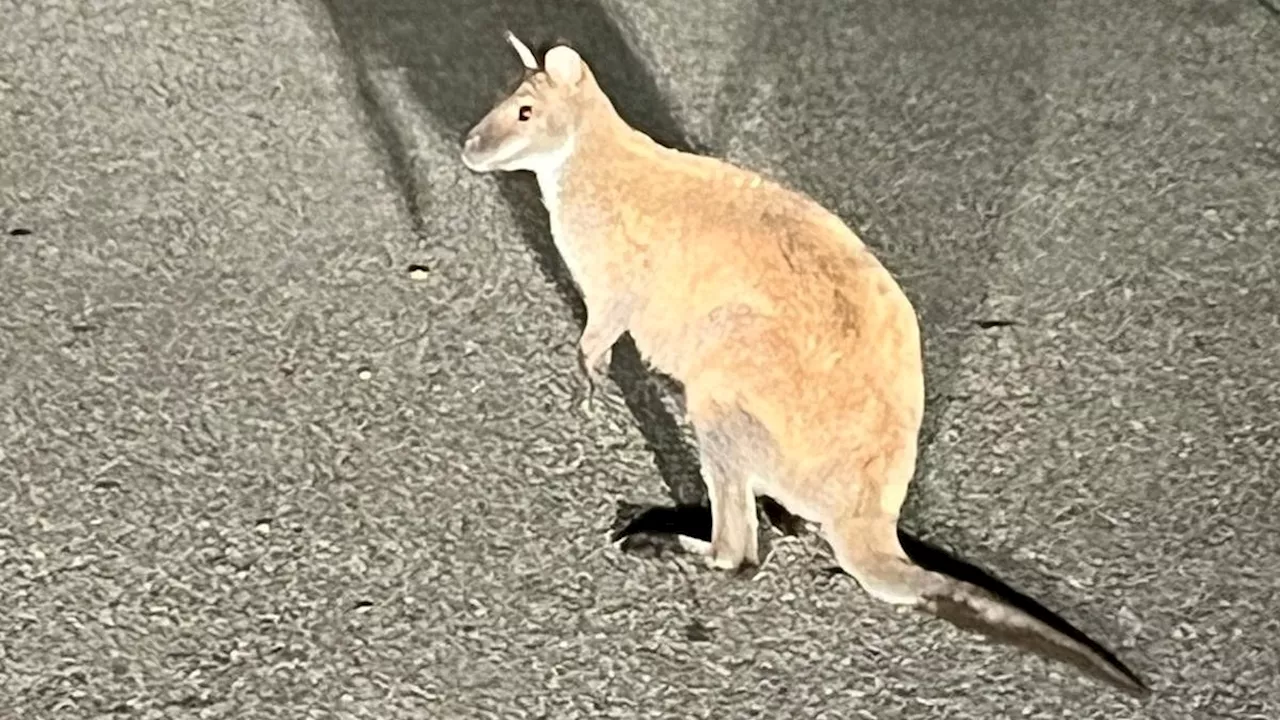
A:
[3,0,1278,718]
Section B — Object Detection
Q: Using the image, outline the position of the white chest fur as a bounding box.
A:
[534,165,588,286]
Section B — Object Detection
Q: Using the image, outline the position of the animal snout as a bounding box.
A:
[460,129,488,171]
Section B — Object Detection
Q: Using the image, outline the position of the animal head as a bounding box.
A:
[461,32,594,174]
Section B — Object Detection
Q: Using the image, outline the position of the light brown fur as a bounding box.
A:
[460,34,1150,697]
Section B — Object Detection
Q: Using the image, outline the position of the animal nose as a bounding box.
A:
[460,130,487,171]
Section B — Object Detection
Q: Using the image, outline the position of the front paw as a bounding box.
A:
[572,370,600,416]
[575,347,610,415]
[578,344,611,383]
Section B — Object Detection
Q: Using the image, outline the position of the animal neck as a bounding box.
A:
[532,101,633,211]
[530,99,647,290]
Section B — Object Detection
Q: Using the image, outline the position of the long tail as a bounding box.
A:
[830,517,1151,697]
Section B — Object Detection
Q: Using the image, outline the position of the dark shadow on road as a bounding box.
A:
[894,530,1136,673]
[610,495,806,560]
[611,499,1136,679]
[311,0,710,521]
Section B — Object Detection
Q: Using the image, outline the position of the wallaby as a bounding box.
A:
[460,31,1151,698]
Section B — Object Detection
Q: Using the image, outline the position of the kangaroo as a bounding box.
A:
[460,31,1151,698]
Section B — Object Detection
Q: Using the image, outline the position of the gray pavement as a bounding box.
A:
[2,0,1278,717]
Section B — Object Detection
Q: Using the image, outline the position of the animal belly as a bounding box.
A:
[630,301,771,383]
[627,318,700,381]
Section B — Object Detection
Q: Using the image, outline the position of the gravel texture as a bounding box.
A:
[2,0,1278,718]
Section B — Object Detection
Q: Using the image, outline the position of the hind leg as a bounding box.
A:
[669,415,763,570]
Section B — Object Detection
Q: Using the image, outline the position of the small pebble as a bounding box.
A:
[407,264,430,281]
[357,368,373,381]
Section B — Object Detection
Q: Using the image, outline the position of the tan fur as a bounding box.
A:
[461,36,1150,697]
[584,133,920,516]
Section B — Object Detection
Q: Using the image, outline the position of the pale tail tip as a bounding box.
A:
[921,592,1154,699]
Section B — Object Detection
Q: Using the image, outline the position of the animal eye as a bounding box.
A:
[518,105,533,121]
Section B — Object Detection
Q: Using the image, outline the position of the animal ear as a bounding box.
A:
[544,45,584,86]
[504,31,538,71]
